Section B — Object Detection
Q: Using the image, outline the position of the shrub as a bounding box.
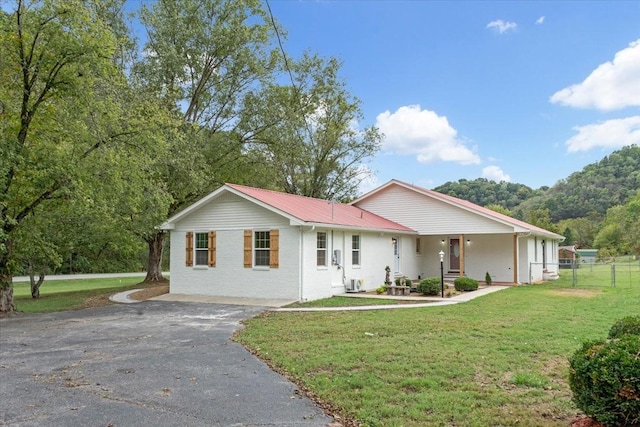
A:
[405,278,412,287]
[454,277,478,291]
[394,278,402,286]
[376,285,387,295]
[608,315,640,339]
[417,277,441,296]
[485,271,492,286]
[569,335,640,426]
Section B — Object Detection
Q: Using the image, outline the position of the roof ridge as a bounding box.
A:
[226,183,343,204]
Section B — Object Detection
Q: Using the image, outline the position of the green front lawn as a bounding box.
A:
[12,277,146,313]
[235,278,640,426]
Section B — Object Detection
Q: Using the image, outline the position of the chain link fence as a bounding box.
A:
[543,256,640,287]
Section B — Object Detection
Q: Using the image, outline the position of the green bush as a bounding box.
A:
[405,278,412,287]
[394,278,402,286]
[568,335,640,426]
[608,315,640,339]
[417,277,441,296]
[454,277,478,291]
[376,285,387,295]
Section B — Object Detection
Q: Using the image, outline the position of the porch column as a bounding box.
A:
[513,233,518,283]
[459,233,465,277]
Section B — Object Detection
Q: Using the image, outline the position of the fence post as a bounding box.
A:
[572,261,577,287]
[611,263,616,288]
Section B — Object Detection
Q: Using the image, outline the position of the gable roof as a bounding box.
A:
[161,183,415,233]
[353,179,564,240]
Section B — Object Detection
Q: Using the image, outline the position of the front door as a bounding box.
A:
[449,238,460,271]
[392,237,400,274]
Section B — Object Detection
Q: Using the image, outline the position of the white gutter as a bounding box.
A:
[299,227,304,302]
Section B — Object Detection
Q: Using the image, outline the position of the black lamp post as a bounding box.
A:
[439,250,445,298]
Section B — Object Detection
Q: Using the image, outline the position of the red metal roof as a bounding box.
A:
[226,183,414,232]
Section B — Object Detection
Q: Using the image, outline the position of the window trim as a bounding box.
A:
[254,230,271,268]
[194,232,209,266]
[351,234,360,267]
[316,232,327,267]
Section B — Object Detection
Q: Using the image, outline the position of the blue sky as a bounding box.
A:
[267,0,640,191]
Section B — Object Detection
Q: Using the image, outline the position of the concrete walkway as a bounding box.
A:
[275,285,509,312]
[110,285,509,310]
[108,289,145,304]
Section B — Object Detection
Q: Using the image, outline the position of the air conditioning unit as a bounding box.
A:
[346,278,364,293]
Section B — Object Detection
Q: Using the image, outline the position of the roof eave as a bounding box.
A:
[300,221,417,235]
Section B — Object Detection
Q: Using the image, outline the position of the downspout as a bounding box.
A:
[299,227,304,302]
[342,230,347,288]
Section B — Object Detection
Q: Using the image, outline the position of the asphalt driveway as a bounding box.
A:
[0,301,334,426]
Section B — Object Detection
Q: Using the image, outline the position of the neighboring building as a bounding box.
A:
[559,245,578,268]
[161,180,564,302]
[576,249,598,264]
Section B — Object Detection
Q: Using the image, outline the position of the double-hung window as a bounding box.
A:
[195,232,209,266]
[244,229,278,268]
[352,235,360,266]
[317,232,327,267]
[254,231,271,267]
[186,231,215,267]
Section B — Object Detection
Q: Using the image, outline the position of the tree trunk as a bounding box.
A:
[144,232,166,282]
[0,245,15,312]
[29,263,46,299]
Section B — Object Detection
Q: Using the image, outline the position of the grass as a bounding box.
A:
[235,276,640,426]
[285,296,433,308]
[12,277,149,313]
[571,259,639,288]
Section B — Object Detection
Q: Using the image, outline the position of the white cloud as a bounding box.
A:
[375,105,481,165]
[486,19,517,34]
[482,166,511,182]
[550,39,640,111]
[536,16,545,25]
[565,116,640,152]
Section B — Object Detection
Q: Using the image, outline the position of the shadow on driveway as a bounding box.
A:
[0,301,334,426]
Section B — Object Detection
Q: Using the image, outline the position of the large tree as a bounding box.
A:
[243,53,382,200]
[0,0,126,311]
[131,0,282,281]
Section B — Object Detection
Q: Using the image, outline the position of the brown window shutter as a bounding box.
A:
[269,229,279,268]
[185,232,193,267]
[208,231,216,267]
[243,230,252,268]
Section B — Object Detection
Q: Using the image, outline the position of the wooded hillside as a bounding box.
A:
[435,145,640,253]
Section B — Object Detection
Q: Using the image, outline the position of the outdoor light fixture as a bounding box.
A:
[441,239,445,245]
[438,250,445,298]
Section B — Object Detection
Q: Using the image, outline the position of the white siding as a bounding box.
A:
[299,229,396,301]
[174,192,289,231]
[169,193,299,301]
[356,185,514,234]
[462,235,514,283]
